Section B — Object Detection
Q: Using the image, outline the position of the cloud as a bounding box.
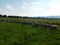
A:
[22,6,27,10]
[0,4,19,16]
[29,2,42,10]
[32,2,41,5]
[5,4,18,16]
[21,1,42,10]
[20,2,28,16]
[20,1,44,16]
[1,0,60,17]
[21,2,28,10]
[20,0,60,16]
[6,4,15,11]
[42,2,60,16]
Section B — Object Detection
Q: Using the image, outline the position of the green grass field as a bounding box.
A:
[0,17,60,25]
[0,18,60,45]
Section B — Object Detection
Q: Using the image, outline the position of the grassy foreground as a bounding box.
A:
[0,22,60,45]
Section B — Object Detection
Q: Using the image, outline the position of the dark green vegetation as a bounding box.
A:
[0,17,60,45]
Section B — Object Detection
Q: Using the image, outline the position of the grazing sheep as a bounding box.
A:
[0,19,58,30]
[50,25,58,30]
[43,24,50,28]
[27,22,33,25]
[40,23,45,26]
[33,22,41,26]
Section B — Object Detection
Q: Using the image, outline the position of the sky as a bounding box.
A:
[0,0,60,17]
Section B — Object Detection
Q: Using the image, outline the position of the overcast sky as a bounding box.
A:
[0,0,60,16]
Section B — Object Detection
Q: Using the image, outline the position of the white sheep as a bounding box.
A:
[50,25,58,30]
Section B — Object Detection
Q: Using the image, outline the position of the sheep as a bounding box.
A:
[9,20,21,23]
[39,23,45,26]
[50,25,58,30]
[43,23,50,28]
[33,22,41,26]
[33,22,50,27]
[26,22,32,25]
[0,19,58,30]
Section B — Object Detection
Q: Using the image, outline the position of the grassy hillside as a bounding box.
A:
[0,22,60,45]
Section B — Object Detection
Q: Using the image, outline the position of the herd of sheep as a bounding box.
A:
[0,19,58,30]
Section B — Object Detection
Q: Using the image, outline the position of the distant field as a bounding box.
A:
[0,17,60,25]
[0,18,60,45]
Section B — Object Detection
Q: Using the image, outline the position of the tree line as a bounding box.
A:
[0,14,60,19]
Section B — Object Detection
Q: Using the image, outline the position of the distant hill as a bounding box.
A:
[29,16,60,19]
[46,16,60,18]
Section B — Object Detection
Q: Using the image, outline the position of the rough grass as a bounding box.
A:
[0,22,60,45]
[0,17,60,25]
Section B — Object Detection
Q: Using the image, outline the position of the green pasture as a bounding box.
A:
[0,22,60,45]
